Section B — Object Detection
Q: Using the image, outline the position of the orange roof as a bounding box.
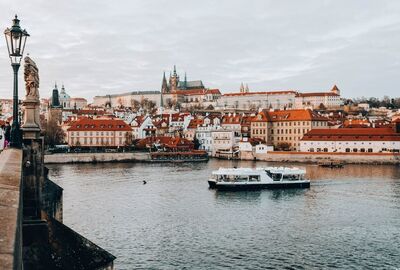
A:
[252,109,328,122]
[343,119,371,128]
[296,92,339,97]
[67,118,132,132]
[188,119,204,129]
[206,89,221,95]
[302,128,400,141]
[222,115,242,124]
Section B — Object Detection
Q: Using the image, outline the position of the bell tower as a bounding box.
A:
[169,65,179,92]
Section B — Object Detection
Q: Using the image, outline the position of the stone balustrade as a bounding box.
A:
[0,149,23,270]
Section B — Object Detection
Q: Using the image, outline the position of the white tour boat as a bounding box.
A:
[208,167,310,190]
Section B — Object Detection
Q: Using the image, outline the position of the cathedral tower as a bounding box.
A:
[169,65,179,92]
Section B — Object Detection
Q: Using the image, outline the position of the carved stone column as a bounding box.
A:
[22,97,41,139]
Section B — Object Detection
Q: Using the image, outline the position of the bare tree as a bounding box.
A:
[42,118,65,148]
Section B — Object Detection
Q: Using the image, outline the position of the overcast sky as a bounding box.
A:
[1,0,400,102]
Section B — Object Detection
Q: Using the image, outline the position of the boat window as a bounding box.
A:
[271,173,282,181]
[265,170,273,178]
[283,174,300,181]
[249,175,260,182]
[234,175,248,182]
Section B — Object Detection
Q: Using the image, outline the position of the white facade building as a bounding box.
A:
[196,125,219,154]
[300,127,400,153]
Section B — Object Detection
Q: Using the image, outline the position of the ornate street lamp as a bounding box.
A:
[4,15,29,148]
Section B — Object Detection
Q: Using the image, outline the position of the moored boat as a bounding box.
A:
[150,150,209,162]
[208,167,310,190]
[318,161,344,168]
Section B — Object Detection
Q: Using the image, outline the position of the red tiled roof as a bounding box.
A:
[188,119,204,129]
[222,115,242,124]
[135,136,194,149]
[331,85,339,91]
[206,89,221,95]
[296,92,339,97]
[67,118,132,132]
[343,119,371,128]
[302,128,400,141]
[76,109,106,115]
[241,137,266,145]
[251,109,328,122]
[223,90,297,97]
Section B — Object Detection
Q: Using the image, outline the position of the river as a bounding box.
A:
[47,160,400,269]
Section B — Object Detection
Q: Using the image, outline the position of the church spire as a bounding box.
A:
[240,82,244,93]
[245,84,249,93]
[161,71,168,94]
[183,72,187,89]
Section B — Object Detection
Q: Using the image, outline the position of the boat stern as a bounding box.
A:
[208,179,217,189]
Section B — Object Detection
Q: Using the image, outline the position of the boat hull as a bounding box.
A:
[209,181,310,190]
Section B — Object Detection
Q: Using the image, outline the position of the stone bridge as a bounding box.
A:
[0,141,115,269]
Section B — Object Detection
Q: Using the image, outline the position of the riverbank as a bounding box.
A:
[45,151,400,165]
[44,152,150,164]
[249,151,400,164]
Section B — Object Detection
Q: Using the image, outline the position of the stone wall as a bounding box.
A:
[251,151,400,164]
[0,149,23,270]
[44,152,150,164]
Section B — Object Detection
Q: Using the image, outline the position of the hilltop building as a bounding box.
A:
[217,85,342,110]
[93,66,221,109]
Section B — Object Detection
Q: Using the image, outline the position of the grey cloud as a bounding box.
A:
[0,0,400,101]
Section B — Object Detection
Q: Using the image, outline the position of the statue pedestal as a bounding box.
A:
[22,98,41,140]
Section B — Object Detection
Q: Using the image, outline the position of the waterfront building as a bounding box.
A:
[184,118,204,141]
[130,115,155,139]
[66,117,132,147]
[300,121,400,153]
[211,128,240,157]
[250,109,329,151]
[135,136,194,151]
[221,113,243,136]
[195,124,220,154]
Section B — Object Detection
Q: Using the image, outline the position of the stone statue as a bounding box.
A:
[22,56,41,138]
[24,56,40,100]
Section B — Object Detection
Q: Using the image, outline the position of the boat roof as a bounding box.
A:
[212,167,306,175]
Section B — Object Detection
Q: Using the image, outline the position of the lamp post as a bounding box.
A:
[4,15,29,148]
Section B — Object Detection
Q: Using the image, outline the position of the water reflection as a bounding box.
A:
[213,190,262,203]
[268,189,308,201]
[46,159,400,270]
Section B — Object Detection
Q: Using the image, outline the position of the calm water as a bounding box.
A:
[47,160,400,270]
